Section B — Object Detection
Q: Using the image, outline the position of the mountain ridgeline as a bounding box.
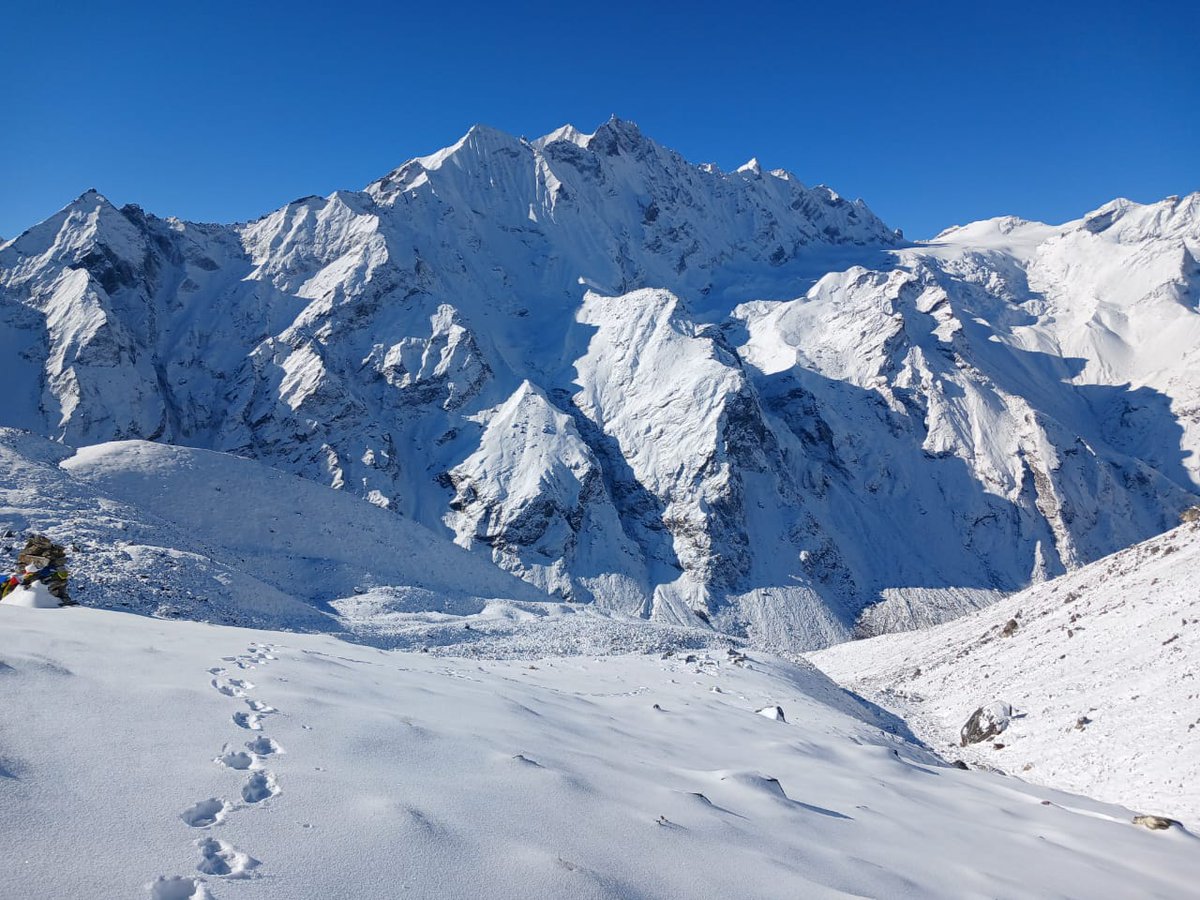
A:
[2,117,1198,650]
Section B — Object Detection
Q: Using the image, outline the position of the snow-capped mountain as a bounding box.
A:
[1,118,1197,650]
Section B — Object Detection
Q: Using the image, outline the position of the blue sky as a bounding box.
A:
[2,0,1196,239]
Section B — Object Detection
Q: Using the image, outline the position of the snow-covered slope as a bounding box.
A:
[2,604,1198,900]
[810,519,1200,827]
[1,117,1197,649]
[0,428,539,631]
[0,428,737,655]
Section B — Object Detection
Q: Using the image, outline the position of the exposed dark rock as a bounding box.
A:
[960,703,1012,746]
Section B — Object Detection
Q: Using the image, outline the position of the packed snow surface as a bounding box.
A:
[2,605,1198,899]
[811,521,1200,828]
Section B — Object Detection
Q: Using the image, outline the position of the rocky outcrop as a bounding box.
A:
[960,702,1013,746]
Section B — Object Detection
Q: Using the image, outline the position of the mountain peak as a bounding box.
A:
[588,116,653,157]
[533,123,592,149]
[69,188,115,211]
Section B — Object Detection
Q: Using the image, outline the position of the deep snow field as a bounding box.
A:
[2,604,1199,900]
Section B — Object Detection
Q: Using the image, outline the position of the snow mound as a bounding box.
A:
[0,580,59,608]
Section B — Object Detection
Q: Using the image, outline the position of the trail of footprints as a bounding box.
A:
[149,642,285,899]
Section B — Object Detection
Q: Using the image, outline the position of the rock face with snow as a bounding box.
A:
[1,118,1198,650]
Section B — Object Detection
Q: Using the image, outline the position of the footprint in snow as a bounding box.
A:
[195,837,260,878]
[241,771,281,803]
[231,711,263,731]
[245,735,283,756]
[206,667,225,677]
[245,699,276,714]
[210,677,254,698]
[180,798,230,828]
[215,748,257,770]
[146,875,213,900]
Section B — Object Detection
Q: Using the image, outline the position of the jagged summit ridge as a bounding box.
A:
[1,119,1198,650]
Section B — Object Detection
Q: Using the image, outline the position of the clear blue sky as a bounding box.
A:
[2,0,1196,239]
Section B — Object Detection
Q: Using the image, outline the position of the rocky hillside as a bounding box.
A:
[810,519,1200,827]
[2,118,1197,649]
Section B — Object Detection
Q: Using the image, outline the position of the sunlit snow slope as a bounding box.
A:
[811,520,1200,827]
[2,605,1198,900]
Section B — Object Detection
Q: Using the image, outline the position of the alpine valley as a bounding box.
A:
[4,118,1198,651]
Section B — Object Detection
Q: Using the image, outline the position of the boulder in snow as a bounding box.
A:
[960,702,1012,746]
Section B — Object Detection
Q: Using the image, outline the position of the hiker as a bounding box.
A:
[0,534,73,606]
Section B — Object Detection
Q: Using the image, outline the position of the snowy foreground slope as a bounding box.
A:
[811,520,1200,828]
[2,606,1198,900]
[2,119,1198,648]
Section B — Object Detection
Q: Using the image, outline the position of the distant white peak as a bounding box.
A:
[285,194,331,211]
[994,214,1037,233]
[367,126,527,196]
[737,158,762,176]
[66,188,115,212]
[930,214,1047,243]
[1085,197,1135,219]
[1076,193,1200,241]
[415,123,525,171]
[534,124,593,149]
[698,162,723,175]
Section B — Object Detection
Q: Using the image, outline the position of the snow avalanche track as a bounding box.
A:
[1,606,1197,899]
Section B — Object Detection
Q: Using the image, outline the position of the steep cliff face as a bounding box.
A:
[1,119,1196,649]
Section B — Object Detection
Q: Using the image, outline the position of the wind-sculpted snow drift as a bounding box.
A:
[2,118,1198,649]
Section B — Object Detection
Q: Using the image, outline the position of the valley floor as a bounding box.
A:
[1,605,1197,899]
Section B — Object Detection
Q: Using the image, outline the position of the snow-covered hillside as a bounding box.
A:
[2,604,1197,900]
[1,118,1198,649]
[0,428,738,656]
[811,520,1200,828]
